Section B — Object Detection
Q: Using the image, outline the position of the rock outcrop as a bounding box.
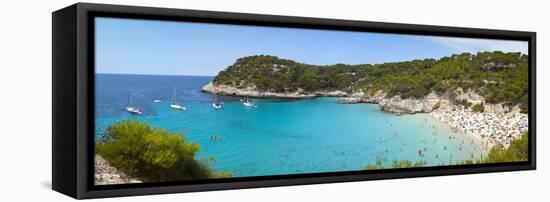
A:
[317,90,348,97]
[337,90,385,104]
[377,89,519,115]
[95,155,141,185]
[453,89,521,114]
[454,88,485,105]
[202,82,349,99]
[484,103,521,114]
[378,92,447,114]
[337,97,363,104]
[364,90,386,103]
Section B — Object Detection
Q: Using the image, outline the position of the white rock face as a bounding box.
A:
[439,95,453,110]
[484,103,521,114]
[455,88,485,105]
[337,97,363,104]
[317,90,348,97]
[378,92,444,114]
[337,90,386,104]
[452,89,520,114]
[377,89,519,115]
[364,90,386,103]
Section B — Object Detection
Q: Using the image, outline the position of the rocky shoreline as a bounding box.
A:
[95,155,141,185]
[203,82,455,114]
[202,82,348,99]
[202,83,517,114]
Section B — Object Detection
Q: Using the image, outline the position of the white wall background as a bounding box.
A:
[0,0,546,201]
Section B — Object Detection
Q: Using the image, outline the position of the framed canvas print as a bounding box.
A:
[52,3,536,199]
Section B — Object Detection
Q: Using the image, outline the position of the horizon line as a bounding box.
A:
[96,72,216,77]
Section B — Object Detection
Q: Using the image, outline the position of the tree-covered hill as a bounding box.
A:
[212,52,528,110]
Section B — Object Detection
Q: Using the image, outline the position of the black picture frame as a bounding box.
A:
[52,3,536,199]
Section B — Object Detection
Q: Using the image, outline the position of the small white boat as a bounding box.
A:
[126,106,143,115]
[126,86,143,115]
[212,94,222,110]
[170,103,186,110]
[243,96,256,107]
[153,99,162,103]
[243,101,254,107]
[170,86,186,111]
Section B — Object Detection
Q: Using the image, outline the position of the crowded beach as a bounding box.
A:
[430,106,528,149]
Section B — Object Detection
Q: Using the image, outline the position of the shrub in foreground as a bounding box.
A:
[96,120,231,182]
[479,133,528,163]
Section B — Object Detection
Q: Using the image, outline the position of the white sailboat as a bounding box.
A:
[153,99,162,103]
[243,96,255,107]
[212,94,222,110]
[126,106,143,115]
[170,86,186,111]
[126,87,143,115]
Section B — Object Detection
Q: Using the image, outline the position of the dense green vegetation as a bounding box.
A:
[96,121,231,182]
[213,52,528,109]
[364,133,529,170]
[478,133,529,163]
[457,99,473,108]
[472,103,485,112]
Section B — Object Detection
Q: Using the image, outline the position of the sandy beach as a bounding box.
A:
[430,106,528,149]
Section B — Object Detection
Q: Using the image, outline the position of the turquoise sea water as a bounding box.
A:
[96,74,486,177]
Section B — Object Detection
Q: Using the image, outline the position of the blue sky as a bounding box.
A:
[95,17,528,76]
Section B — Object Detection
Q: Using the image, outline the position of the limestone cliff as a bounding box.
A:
[378,92,448,114]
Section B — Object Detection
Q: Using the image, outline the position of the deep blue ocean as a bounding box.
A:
[95,74,486,177]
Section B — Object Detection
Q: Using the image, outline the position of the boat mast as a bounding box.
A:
[127,86,132,106]
[172,86,177,104]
